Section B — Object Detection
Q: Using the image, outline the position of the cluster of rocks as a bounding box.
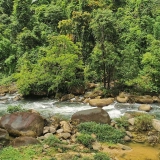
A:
[1,105,160,150]
[116,92,160,107]
[0,106,112,148]
[112,112,160,146]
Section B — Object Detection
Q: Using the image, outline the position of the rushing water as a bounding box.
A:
[0,93,160,119]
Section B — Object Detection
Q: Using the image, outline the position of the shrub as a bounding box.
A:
[7,105,25,113]
[134,114,154,132]
[77,122,125,143]
[114,116,129,129]
[94,152,110,160]
[76,133,95,148]
[44,135,61,146]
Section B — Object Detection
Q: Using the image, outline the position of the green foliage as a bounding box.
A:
[0,146,36,160]
[0,74,13,85]
[94,152,110,160]
[7,105,25,113]
[35,4,66,31]
[76,133,95,148]
[77,122,125,143]
[114,116,129,129]
[135,114,154,132]
[0,0,160,95]
[12,0,32,29]
[89,8,118,88]
[15,35,84,95]
[44,135,62,146]
[127,35,160,92]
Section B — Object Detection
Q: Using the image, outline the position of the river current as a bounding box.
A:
[0,93,160,120]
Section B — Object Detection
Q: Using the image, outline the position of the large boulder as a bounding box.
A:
[11,136,40,147]
[89,98,114,108]
[71,108,111,124]
[0,112,44,137]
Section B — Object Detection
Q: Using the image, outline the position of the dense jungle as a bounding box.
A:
[0,0,160,96]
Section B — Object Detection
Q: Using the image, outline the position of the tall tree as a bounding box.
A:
[89,8,118,89]
[58,11,94,64]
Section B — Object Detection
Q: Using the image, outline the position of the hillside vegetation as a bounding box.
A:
[0,0,160,95]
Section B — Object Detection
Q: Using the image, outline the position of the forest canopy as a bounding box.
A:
[0,0,160,95]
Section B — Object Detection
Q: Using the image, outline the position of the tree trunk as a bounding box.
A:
[103,60,106,89]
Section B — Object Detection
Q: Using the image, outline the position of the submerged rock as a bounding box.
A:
[138,104,152,112]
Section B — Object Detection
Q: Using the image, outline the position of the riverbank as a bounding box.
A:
[0,109,160,160]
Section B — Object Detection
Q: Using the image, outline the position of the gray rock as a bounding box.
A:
[71,108,111,124]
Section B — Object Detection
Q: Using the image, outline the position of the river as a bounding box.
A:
[0,93,160,120]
